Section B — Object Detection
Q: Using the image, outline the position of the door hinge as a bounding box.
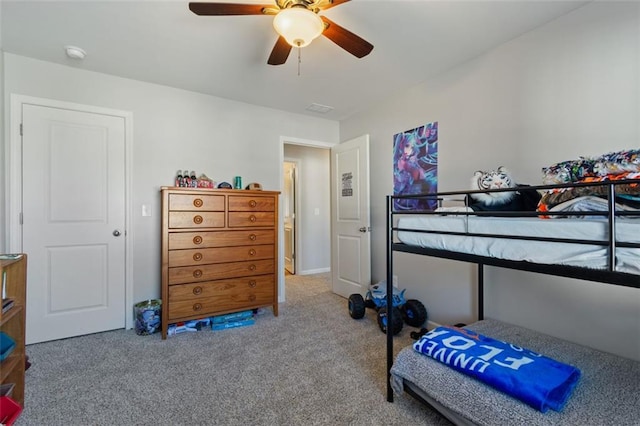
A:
[19,212,23,225]
[20,123,23,136]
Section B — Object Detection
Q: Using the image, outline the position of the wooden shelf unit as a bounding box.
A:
[1,254,27,409]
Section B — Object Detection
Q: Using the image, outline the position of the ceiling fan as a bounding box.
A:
[189,0,374,65]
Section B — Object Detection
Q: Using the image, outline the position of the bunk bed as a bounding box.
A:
[384,178,640,425]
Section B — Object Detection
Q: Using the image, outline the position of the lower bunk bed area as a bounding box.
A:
[390,318,640,426]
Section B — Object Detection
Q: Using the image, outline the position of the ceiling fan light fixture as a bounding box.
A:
[273,7,323,48]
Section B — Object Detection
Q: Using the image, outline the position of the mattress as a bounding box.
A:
[390,319,640,426]
[397,216,640,274]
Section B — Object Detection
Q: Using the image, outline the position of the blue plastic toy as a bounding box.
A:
[348,281,427,335]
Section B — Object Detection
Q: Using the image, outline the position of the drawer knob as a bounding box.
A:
[193,269,203,278]
[249,200,257,208]
[249,234,257,241]
[248,264,256,271]
[193,215,203,224]
[193,198,203,208]
[248,280,257,288]
[193,253,203,261]
[249,249,256,256]
[249,215,257,223]
[193,286,203,295]
[193,235,203,245]
[249,294,256,302]
[193,303,202,311]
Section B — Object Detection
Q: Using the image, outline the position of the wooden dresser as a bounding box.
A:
[160,187,279,339]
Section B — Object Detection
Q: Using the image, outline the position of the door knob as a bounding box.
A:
[113,230,122,237]
[359,227,367,233]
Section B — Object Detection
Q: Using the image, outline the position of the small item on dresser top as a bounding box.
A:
[175,170,183,187]
[217,181,233,189]
[190,171,197,188]
[196,174,215,188]
[245,182,263,191]
[183,168,191,187]
[234,176,242,189]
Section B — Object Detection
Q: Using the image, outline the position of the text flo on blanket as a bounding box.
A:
[413,326,581,412]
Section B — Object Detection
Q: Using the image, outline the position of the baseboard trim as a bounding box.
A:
[296,268,330,276]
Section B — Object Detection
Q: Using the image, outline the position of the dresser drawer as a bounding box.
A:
[168,259,274,284]
[228,195,276,212]
[169,193,224,211]
[168,230,275,250]
[168,212,225,228]
[167,275,274,320]
[168,274,274,302]
[228,212,275,228]
[169,245,274,267]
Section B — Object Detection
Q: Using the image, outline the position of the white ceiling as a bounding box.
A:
[1,0,589,121]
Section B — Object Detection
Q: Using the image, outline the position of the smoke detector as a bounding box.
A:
[65,46,86,60]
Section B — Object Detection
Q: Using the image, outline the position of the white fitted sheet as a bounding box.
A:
[397,216,640,274]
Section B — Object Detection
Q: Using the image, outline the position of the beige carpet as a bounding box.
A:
[17,272,450,425]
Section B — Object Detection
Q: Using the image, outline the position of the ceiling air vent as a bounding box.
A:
[305,103,334,114]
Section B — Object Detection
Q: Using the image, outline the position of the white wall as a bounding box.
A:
[0,3,5,254]
[2,53,339,308]
[284,144,331,274]
[340,2,639,360]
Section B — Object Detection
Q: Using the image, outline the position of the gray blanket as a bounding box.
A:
[390,319,639,425]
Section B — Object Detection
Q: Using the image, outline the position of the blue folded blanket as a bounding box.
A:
[413,326,580,412]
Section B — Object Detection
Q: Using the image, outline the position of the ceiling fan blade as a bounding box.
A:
[321,16,373,58]
[189,2,273,16]
[268,36,292,65]
[316,0,351,11]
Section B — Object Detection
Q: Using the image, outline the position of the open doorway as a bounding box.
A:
[281,144,331,277]
[278,138,335,304]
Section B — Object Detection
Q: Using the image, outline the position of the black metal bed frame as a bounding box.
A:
[385,179,640,403]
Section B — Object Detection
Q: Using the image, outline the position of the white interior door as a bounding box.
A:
[331,135,371,298]
[283,161,296,274]
[22,103,126,344]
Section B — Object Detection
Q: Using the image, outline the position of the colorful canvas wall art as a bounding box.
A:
[393,122,438,211]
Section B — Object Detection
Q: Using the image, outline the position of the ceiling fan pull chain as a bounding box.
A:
[297,43,301,76]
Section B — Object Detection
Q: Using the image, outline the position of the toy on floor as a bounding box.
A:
[167,318,211,336]
[211,310,255,331]
[348,281,427,335]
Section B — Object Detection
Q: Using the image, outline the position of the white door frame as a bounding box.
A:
[7,94,135,329]
[278,136,336,303]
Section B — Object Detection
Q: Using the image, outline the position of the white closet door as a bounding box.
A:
[22,104,126,344]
